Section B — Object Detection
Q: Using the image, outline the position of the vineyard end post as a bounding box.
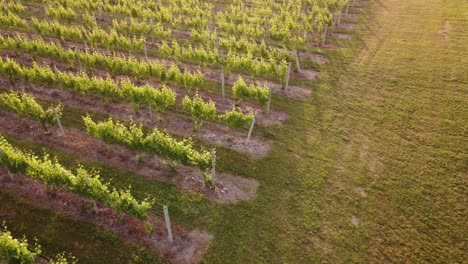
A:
[247,115,256,141]
[322,24,329,47]
[284,62,292,90]
[163,205,173,244]
[53,108,65,137]
[266,88,272,114]
[338,7,343,25]
[149,104,153,118]
[295,51,301,72]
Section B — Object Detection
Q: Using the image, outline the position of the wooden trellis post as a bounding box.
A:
[284,62,291,90]
[163,205,173,243]
[53,108,65,137]
[322,24,329,47]
[247,114,256,141]
[53,65,62,89]
[295,51,301,72]
[337,6,343,25]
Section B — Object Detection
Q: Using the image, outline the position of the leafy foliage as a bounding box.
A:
[0,137,153,219]
[83,116,212,172]
[0,225,39,264]
[0,224,77,264]
[0,57,176,113]
[0,91,62,129]
[182,92,217,131]
[232,76,270,106]
[220,107,254,129]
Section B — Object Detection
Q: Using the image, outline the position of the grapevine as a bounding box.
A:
[82,115,212,173]
[182,92,217,131]
[0,91,62,131]
[0,136,153,219]
[0,224,77,264]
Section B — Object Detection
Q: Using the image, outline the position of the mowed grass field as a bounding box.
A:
[1,0,466,263]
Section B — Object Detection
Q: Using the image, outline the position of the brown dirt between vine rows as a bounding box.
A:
[0,52,276,159]
[299,52,328,63]
[292,69,319,80]
[203,70,314,100]
[0,169,213,264]
[0,45,288,127]
[316,42,341,50]
[338,22,357,30]
[342,13,360,19]
[0,110,259,204]
[2,81,272,159]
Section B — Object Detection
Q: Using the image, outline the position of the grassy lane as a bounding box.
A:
[206,0,467,262]
[309,0,467,263]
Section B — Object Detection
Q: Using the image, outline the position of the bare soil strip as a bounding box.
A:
[338,22,357,30]
[0,111,259,204]
[1,79,273,159]
[299,52,329,63]
[0,47,288,127]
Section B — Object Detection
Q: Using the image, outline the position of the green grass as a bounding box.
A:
[0,0,467,263]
